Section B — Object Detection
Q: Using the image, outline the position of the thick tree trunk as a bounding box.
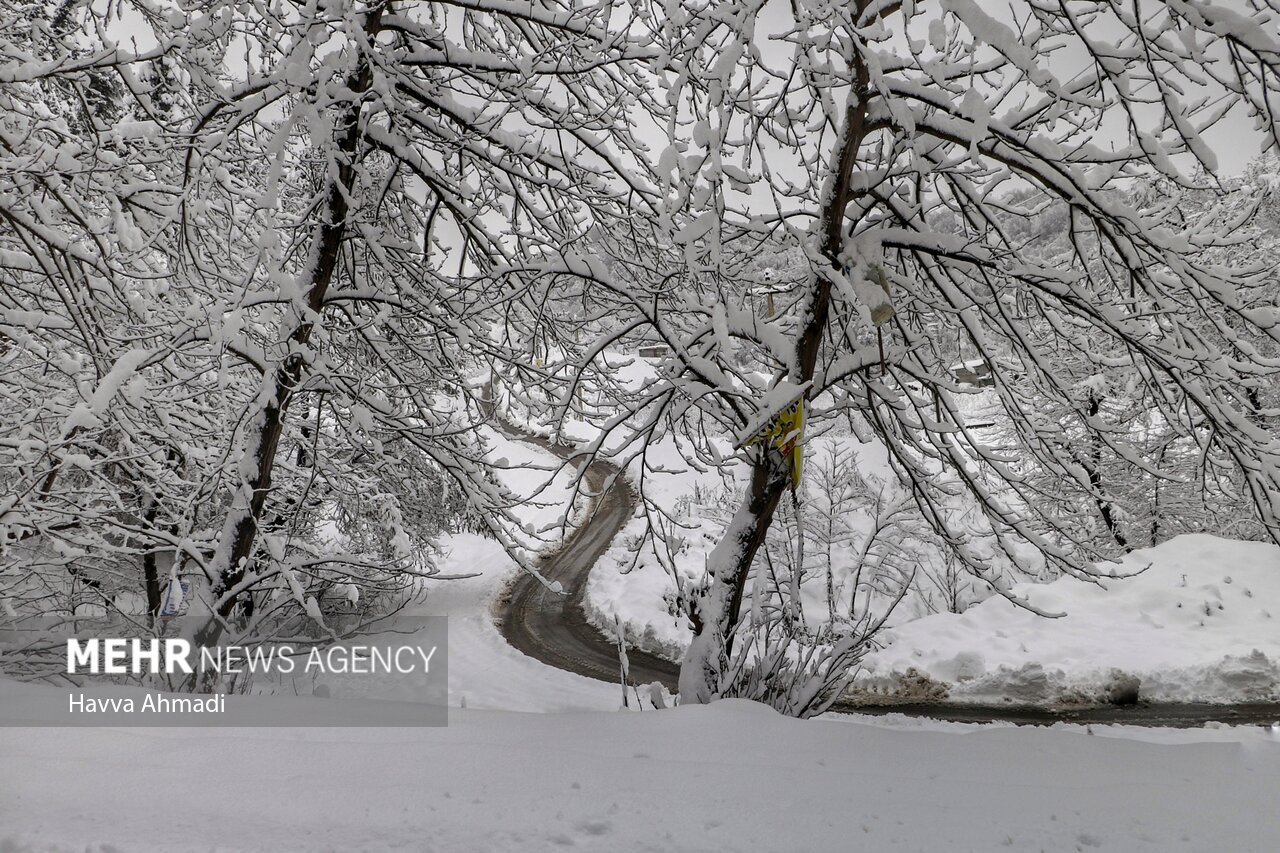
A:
[678,52,871,702]
[678,452,790,703]
[193,5,384,655]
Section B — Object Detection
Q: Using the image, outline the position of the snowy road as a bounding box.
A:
[491,404,682,694]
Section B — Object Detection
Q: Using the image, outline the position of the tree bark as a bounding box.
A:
[142,492,162,628]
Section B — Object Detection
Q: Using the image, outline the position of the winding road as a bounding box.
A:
[493,418,681,693]
[491,398,1280,728]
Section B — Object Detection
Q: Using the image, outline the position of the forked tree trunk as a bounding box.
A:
[192,5,385,656]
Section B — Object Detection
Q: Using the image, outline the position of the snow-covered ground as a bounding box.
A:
[4,693,1279,852]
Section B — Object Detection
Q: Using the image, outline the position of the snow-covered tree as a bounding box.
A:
[671,0,1280,708]
[0,2,202,657]
[0,0,665,685]
[518,0,1280,711]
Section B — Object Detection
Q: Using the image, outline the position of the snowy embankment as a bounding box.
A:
[3,691,1279,853]
[859,535,1280,706]
[581,429,709,662]
[590,523,1280,706]
[580,446,1280,707]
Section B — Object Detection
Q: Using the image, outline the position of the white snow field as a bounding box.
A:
[2,693,1279,853]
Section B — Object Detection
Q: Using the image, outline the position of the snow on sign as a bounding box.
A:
[159,578,191,621]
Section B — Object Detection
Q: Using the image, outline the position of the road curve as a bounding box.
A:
[491,399,1280,728]
[492,415,681,693]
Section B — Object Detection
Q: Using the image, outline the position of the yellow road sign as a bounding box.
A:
[745,398,805,486]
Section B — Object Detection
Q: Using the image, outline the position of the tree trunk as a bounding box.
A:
[142,492,162,629]
[678,60,871,702]
[678,451,790,703]
[192,5,385,655]
[1085,391,1128,551]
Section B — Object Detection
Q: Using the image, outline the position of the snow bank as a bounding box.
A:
[862,534,1280,704]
